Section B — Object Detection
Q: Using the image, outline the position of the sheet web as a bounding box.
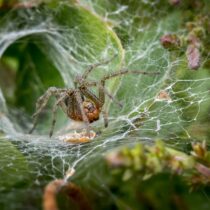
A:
[0,0,210,208]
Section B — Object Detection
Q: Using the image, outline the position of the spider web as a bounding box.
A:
[0,0,210,209]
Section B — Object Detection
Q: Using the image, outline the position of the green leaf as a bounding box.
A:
[0,136,29,190]
[14,42,64,113]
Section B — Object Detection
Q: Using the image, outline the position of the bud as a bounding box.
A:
[169,0,180,6]
[186,44,201,70]
[160,34,181,50]
[191,141,206,159]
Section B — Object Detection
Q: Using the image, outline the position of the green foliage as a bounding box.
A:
[106,140,210,186]
[0,137,30,190]
[103,140,210,209]
[14,42,64,113]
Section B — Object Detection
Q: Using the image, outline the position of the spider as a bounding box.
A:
[29,56,159,137]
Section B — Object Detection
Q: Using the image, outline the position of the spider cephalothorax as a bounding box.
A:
[29,56,159,137]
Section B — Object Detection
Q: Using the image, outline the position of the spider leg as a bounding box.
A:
[84,69,160,102]
[29,87,66,134]
[33,87,67,117]
[96,69,160,108]
[101,110,108,127]
[81,54,117,80]
[29,116,39,134]
[101,69,160,82]
[80,82,122,108]
[88,78,122,108]
[100,85,123,108]
[74,90,91,136]
[79,87,103,109]
[80,82,119,127]
[49,94,68,137]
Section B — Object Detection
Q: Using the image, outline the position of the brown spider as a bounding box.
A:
[29,56,159,137]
